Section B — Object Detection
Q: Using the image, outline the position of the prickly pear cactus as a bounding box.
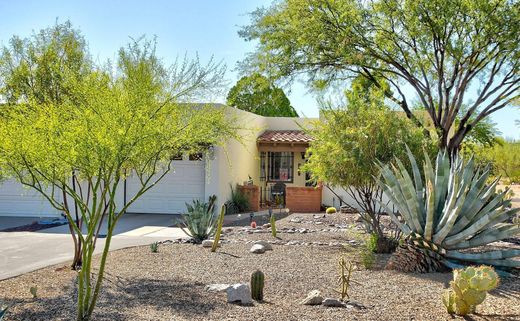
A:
[250,270,265,301]
[443,265,499,316]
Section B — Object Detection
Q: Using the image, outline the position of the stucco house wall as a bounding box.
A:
[205,104,317,210]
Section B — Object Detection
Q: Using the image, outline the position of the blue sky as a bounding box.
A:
[0,0,518,139]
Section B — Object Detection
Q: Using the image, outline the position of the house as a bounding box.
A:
[0,104,325,217]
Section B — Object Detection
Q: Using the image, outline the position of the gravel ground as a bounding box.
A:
[1,213,520,321]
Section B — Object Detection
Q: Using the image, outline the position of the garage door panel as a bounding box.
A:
[0,179,61,217]
[126,160,205,214]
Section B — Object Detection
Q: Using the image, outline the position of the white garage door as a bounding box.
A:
[0,179,61,217]
[125,158,205,214]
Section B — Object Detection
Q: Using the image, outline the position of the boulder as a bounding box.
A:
[323,298,346,307]
[300,290,323,305]
[253,240,273,251]
[226,284,252,304]
[250,244,266,254]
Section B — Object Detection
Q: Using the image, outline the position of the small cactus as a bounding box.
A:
[335,257,354,301]
[250,270,265,301]
[211,205,226,252]
[326,207,337,214]
[270,213,277,238]
[442,265,499,316]
[150,242,159,253]
[30,285,37,298]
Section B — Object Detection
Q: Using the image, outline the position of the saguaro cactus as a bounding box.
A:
[250,270,265,301]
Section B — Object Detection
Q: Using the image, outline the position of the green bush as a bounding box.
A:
[360,248,375,270]
[326,207,337,214]
[366,233,378,253]
[180,195,218,242]
[225,184,250,214]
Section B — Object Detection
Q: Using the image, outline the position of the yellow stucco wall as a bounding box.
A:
[204,105,317,208]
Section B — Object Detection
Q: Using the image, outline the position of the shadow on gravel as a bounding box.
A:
[465,313,520,321]
[4,277,218,321]
[96,276,218,319]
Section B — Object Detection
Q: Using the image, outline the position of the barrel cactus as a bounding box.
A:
[250,270,265,301]
[443,265,499,315]
[377,149,520,273]
[326,207,337,214]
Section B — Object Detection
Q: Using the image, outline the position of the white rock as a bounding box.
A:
[323,298,346,307]
[226,284,252,304]
[300,290,323,305]
[253,240,273,250]
[205,284,231,292]
[250,244,266,254]
[202,240,220,248]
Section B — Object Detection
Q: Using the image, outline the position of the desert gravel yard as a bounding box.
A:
[1,213,520,321]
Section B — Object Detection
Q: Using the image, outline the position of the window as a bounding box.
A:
[189,153,203,161]
[260,152,294,182]
[170,153,184,161]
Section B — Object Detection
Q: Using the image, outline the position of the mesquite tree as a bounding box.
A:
[0,38,237,321]
[240,0,520,154]
[303,77,432,252]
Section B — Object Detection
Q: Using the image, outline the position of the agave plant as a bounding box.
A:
[377,149,520,273]
[180,195,218,243]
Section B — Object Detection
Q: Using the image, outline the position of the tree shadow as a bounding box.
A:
[215,251,241,258]
[463,313,520,321]
[4,276,220,320]
[95,276,219,319]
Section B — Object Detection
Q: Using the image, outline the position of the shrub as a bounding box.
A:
[150,242,159,253]
[326,207,337,214]
[225,184,250,214]
[360,248,375,270]
[366,233,378,253]
[180,195,218,243]
[442,266,499,316]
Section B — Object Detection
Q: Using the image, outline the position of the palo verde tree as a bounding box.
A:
[0,37,237,321]
[303,77,433,252]
[0,21,93,269]
[240,0,520,154]
[227,73,298,117]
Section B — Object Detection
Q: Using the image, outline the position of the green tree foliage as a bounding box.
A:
[0,21,93,268]
[0,35,237,320]
[303,77,432,247]
[240,0,520,153]
[227,73,298,117]
[475,139,520,184]
[0,20,91,105]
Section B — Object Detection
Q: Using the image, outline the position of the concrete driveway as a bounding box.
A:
[0,214,186,280]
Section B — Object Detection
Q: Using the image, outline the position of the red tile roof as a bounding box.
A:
[257,130,313,144]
